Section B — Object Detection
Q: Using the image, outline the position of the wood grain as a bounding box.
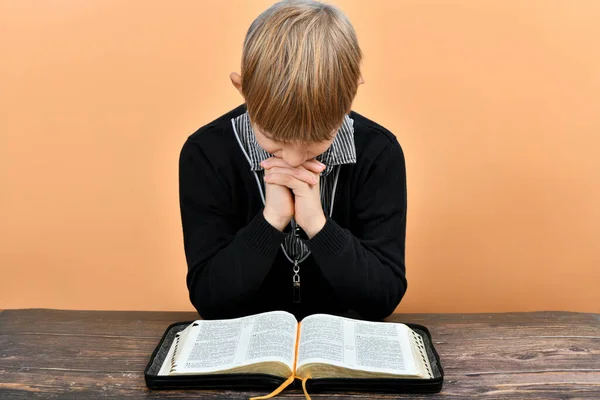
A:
[1,309,599,399]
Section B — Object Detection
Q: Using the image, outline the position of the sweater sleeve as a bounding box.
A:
[306,136,408,321]
[179,138,287,319]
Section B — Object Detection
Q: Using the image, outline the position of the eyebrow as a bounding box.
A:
[261,131,275,140]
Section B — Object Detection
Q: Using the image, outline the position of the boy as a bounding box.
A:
[179,0,407,321]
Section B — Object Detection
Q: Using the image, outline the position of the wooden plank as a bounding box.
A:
[393,311,600,324]
[2,330,598,373]
[0,309,198,337]
[0,368,253,399]
[0,334,158,371]
[392,312,600,337]
[1,309,599,399]
[2,368,600,399]
[2,309,599,336]
[436,336,600,370]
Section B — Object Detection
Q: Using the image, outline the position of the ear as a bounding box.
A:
[358,75,365,86]
[230,72,244,97]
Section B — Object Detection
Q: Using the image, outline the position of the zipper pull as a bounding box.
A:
[293,260,301,304]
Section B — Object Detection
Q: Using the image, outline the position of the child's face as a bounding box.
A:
[253,123,335,167]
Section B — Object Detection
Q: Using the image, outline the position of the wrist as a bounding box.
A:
[301,214,327,239]
[263,209,291,232]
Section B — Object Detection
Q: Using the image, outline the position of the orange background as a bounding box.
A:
[1,0,599,313]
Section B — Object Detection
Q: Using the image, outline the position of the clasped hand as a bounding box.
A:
[261,157,326,239]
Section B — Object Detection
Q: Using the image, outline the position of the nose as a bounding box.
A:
[281,149,306,167]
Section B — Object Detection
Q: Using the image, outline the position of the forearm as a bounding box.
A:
[186,211,286,319]
[307,218,407,320]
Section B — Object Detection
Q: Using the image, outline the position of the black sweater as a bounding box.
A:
[179,104,407,321]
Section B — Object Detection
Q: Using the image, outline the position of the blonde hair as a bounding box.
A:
[241,0,363,143]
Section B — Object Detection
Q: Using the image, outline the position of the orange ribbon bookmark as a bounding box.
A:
[249,323,311,400]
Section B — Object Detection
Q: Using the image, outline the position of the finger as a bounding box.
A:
[302,159,326,174]
[293,163,321,182]
[264,173,307,191]
[261,157,292,169]
[264,166,317,185]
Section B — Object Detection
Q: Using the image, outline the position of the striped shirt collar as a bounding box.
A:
[232,111,357,177]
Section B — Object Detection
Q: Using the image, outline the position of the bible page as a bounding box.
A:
[296,314,420,376]
[169,310,298,375]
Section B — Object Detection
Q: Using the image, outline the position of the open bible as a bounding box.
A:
[147,311,442,396]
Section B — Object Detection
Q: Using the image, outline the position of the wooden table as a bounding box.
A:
[1,310,599,399]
